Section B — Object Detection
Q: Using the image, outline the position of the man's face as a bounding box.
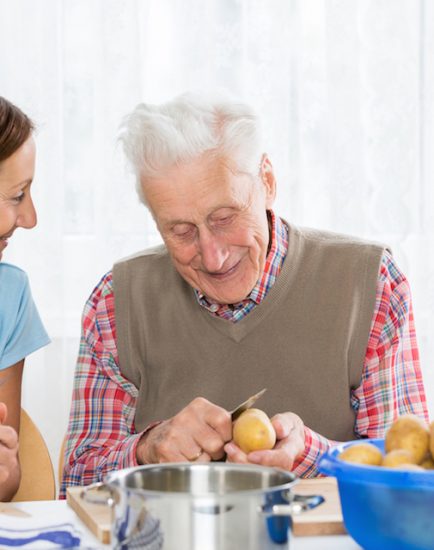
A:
[142,154,276,304]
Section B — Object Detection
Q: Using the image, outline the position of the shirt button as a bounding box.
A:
[209,304,219,313]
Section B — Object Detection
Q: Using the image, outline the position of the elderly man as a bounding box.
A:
[60,93,428,495]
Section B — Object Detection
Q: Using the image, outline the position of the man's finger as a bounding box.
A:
[205,409,232,444]
[248,447,294,470]
[271,414,296,440]
[190,451,211,464]
[224,442,248,463]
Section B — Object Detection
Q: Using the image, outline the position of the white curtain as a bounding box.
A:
[1,0,433,480]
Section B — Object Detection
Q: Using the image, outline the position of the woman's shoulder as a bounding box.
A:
[0,263,49,369]
[0,262,29,292]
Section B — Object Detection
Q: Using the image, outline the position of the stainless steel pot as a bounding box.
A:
[83,462,324,550]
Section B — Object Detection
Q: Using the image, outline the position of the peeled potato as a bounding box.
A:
[382,449,417,468]
[233,408,276,454]
[385,414,430,464]
[339,442,383,466]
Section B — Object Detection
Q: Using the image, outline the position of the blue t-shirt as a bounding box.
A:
[0,263,50,370]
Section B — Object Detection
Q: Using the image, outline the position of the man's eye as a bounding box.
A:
[215,215,234,225]
[172,225,194,238]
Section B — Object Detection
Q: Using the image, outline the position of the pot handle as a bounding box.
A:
[80,481,116,507]
[260,493,324,517]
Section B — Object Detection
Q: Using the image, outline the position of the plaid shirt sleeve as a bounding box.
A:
[59,272,145,498]
[292,250,429,478]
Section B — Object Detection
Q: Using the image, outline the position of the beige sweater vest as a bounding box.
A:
[113,223,386,441]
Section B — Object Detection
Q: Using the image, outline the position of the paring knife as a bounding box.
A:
[230,388,267,421]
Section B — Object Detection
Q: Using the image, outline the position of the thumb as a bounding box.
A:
[0,402,8,424]
[271,415,288,439]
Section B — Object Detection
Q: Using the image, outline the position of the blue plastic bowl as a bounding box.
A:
[318,439,434,550]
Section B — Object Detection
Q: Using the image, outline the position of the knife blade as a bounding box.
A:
[230,388,267,421]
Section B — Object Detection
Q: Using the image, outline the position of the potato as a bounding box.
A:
[339,442,383,466]
[385,414,429,464]
[382,449,417,468]
[233,409,276,454]
[337,415,434,471]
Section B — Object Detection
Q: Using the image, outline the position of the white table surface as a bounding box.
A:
[3,499,362,549]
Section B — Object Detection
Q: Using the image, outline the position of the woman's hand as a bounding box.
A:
[0,402,20,501]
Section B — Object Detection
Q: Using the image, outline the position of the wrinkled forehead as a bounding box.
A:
[141,155,258,224]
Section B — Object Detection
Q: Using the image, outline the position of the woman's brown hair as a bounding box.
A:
[0,97,34,163]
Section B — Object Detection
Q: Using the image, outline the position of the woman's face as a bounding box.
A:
[0,137,37,261]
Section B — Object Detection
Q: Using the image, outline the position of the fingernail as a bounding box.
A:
[224,443,236,455]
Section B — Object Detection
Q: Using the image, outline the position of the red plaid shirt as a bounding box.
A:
[60,213,428,496]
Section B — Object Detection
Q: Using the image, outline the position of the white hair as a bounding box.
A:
[118,92,263,205]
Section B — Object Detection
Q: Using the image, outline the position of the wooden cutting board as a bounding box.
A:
[292,477,346,536]
[67,477,345,543]
[67,486,112,544]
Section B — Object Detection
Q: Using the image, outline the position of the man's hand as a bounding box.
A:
[136,397,232,464]
[224,412,305,470]
[0,402,20,500]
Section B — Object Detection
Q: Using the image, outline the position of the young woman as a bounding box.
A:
[0,97,50,501]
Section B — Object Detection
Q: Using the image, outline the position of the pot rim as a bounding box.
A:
[104,461,299,499]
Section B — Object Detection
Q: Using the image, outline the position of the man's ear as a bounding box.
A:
[259,154,276,208]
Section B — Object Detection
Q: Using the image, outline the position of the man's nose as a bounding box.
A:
[198,229,229,273]
[16,196,37,229]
